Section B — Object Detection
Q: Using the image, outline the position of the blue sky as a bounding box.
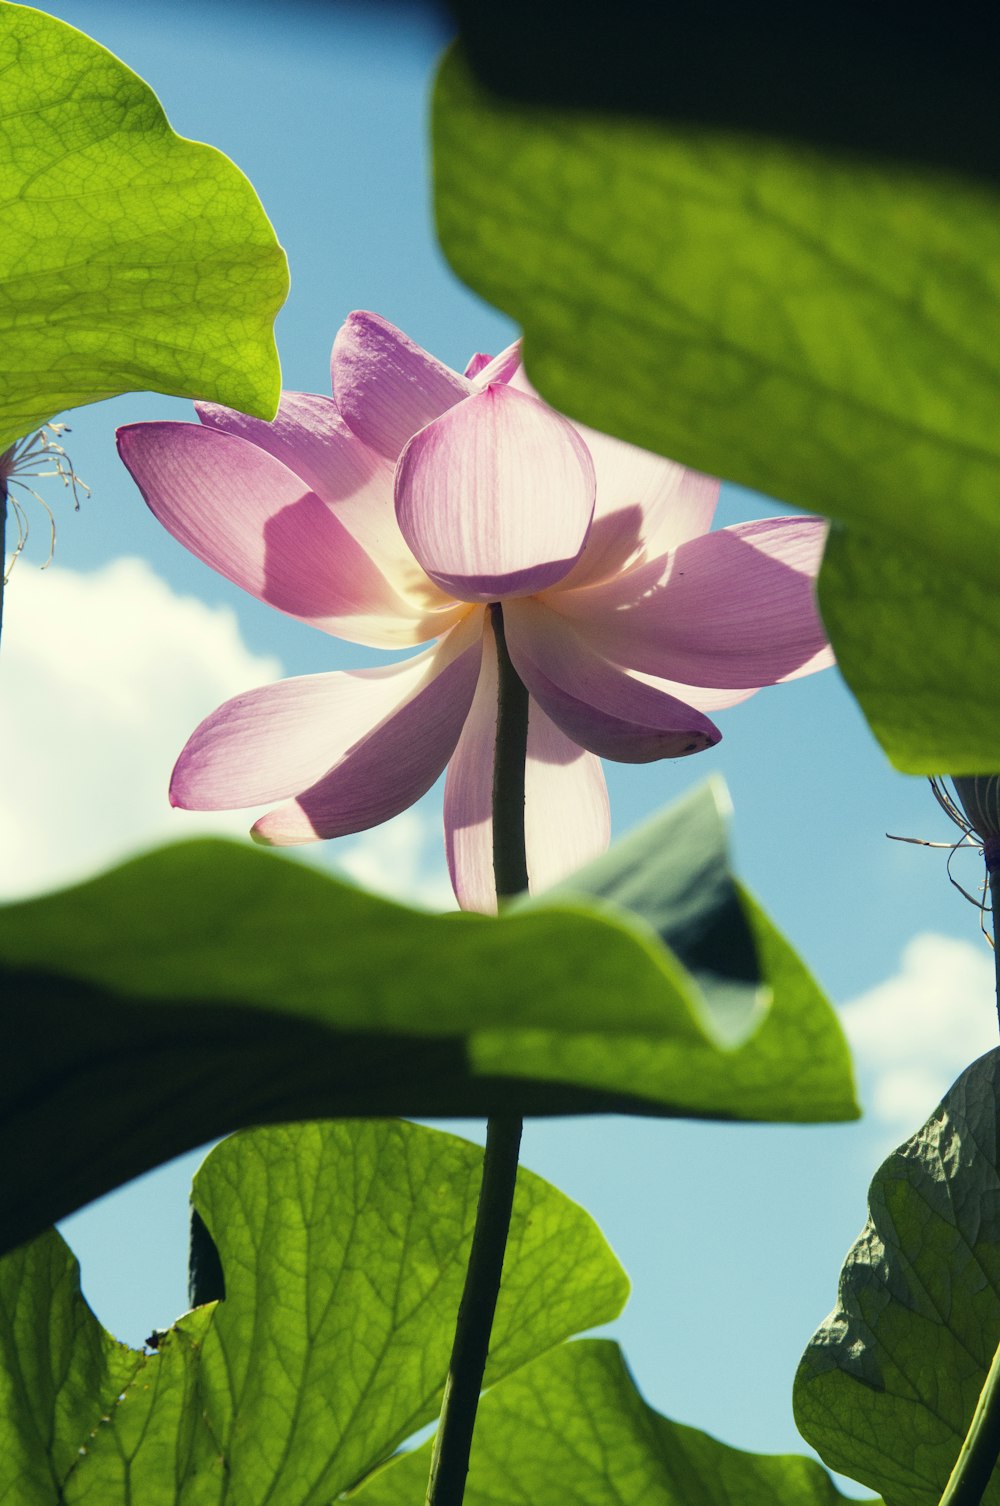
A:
[5,0,997,1486]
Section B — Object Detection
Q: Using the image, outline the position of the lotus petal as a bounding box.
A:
[195,392,451,613]
[504,599,720,762]
[552,517,833,687]
[444,620,610,911]
[395,384,596,602]
[117,421,462,648]
[331,310,472,460]
[509,365,720,587]
[171,618,481,820]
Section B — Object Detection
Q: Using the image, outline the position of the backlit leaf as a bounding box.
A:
[0,1,287,450]
[795,1050,1000,1505]
[432,47,1000,771]
[0,1120,626,1504]
[0,789,856,1255]
[357,1339,872,1506]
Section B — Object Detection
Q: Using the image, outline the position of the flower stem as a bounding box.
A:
[992,853,1000,1035]
[490,601,530,901]
[423,604,527,1506]
[423,1115,523,1506]
[935,858,1000,1506]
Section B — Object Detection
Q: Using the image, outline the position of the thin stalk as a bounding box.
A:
[936,858,1000,1506]
[489,601,530,901]
[992,850,1000,1035]
[938,1325,1000,1506]
[423,1116,523,1506]
[424,603,528,1506]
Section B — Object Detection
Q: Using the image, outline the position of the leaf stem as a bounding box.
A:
[936,859,1000,1506]
[423,603,528,1506]
[938,1325,1000,1506]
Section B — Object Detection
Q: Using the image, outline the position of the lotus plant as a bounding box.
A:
[117,312,831,910]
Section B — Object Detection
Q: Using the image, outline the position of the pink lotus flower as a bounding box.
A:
[117,312,831,912]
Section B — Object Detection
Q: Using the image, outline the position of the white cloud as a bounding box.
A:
[0,558,283,898]
[0,558,453,908]
[839,933,997,1135]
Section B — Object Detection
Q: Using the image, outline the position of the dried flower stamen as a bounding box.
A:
[1,423,90,584]
[888,777,999,945]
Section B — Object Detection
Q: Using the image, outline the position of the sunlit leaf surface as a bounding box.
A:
[0,1120,626,1504]
[0,1,287,450]
[0,785,856,1255]
[433,48,1000,771]
[795,1050,1000,1505]
[358,1339,872,1506]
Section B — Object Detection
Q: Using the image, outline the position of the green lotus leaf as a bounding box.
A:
[0,0,287,450]
[445,0,993,185]
[795,1049,1000,1505]
[0,785,856,1256]
[357,1339,874,1506]
[0,1119,626,1504]
[432,47,1000,771]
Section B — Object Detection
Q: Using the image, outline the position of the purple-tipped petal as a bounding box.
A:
[504,600,720,763]
[197,390,358,478]
[444,621,610,912]
[171,620,480,812]
[194,392,448,612]
[773,640,835,681]
[555,450,721,591]
[172,671,400,811]
[172,618,483,845]
[331,310,472,461]
[117,422,459,648]
[554,516,832,688]
[468,339,522,388]
[253,630,483,845]
[463,352,494,379]
[394,385,596,603]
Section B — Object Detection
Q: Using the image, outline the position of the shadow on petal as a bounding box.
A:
[262,495,390,620]
[254,629,484,844]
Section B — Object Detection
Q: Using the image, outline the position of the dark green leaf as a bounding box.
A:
[0,790,856,1254]
[0,1,287,449]
[447,0,994,184]
[356,1339,871,1506]
[819,524,1000,773]
[0,1120,626,1506]
[432,48,1000,771]
[504,778,858,1120]
[544,776,767,1047]
[483,879,855,1129]
[795,1049,1000,1505]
